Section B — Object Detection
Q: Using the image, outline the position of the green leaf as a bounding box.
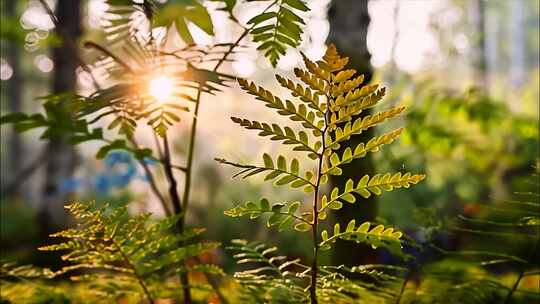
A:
[183,3,214,35]
[247,12,277,25]
[294,222,311,232]
[0,113,28,124]
[263,153,274,168]
[154,2,214,43]
[175,18,194,45]
[283,0,309,11]
[96,140,127,159]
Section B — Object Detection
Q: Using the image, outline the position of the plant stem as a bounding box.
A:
[309,185,320,304]
[310,121,328,304]
[395,268,413,304]
[162,134,191,304]
[111,238,154,303]
[503,239,539,304]
[129,137,171,216]
[180,87,202,214]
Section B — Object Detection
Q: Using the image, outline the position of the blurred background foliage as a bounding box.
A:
[0,0,539,303]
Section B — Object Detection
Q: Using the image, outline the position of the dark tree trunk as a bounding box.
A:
[469,0,488,88]
[38,0,81,238]
[4,0,23,191]
[327,0,378,266]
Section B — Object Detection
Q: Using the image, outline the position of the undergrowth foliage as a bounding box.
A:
[217,45,425,303]
[398,168,540,304]
[38,202,221,302]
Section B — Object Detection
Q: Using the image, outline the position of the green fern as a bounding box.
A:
[38,202,221,302]
[247,0,309,66]
[218,45,425,303]
[228,239,310,303]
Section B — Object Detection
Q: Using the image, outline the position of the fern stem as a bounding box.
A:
[395,268,413,304]
[213,0,277,71]
[503,238,539,304]
[111,238,154,303]
[310,120,328,304]
[309,182,320,304]
[214,29,248,71]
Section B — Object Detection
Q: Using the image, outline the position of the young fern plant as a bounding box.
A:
[38,202,221,303]
[217,45,425,303]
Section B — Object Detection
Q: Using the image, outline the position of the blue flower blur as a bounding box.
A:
[59,150,155,196]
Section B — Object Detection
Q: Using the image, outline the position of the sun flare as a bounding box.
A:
[148,76,174,101]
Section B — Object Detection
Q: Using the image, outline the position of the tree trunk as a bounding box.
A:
[38,0,81,237]
[469,0,488,88]
[327,0,378,266]
[3,0,23,194]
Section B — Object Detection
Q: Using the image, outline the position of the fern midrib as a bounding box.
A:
[110,235,154,303]
[318,178,412,213]
[319,230,399,247]
[308,71,333,304]
[228,161,315,187]
[238,119,320,155]
[271,0,283,53]
[244,209,311,224]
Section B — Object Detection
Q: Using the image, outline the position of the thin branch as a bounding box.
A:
[84,41,135,74]
[162,134,192,304]
[129,137,171,216]
[181,87,202,212]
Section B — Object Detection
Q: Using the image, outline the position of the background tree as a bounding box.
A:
[468,0,487,88]
[5,0,22,184]
[38,0,81,238]
[1,0,23,195]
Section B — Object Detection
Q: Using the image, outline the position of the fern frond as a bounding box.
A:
[227,239,309,303]
[293,67,330,96]
[215,155,315,190]
[319,173,425,214]
[39,202,221,301]
[224,199,310,232]
[328,106,406,147]
[324,128,403,165]
[317,267,400,303]
[275,75,326,114]
[248,0,309,66]
[230,117,321,158]
[319,221,404,255]
[219,44,425,303]
[238,79,324,135]
[0,263,54,280]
